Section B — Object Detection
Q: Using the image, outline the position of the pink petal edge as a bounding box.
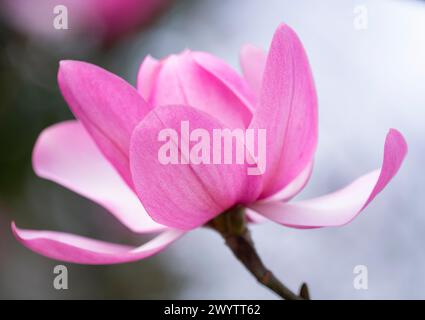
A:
[33,120,165,233]
[58,60,152,187]
[239,44,267,98]
[249,23,318,199]
[12,222,185,265]
[191,51,256,113]
[137,55,161,100]
[261,161,314,202]
[138,51,253,129]
[250,129,407,228]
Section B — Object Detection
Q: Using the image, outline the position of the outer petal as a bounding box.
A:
[137,55,161,100]
[33,120,165,233]
[249,23,318,199]
[239,44,267,98]
[12,222,184,265]
[191,51,256,112]
[260,161,314,202]
[142,51,253,128]
[250,130,408,228]
[245,208,268,224]
[130,105,262,230]
[58,60,152,186]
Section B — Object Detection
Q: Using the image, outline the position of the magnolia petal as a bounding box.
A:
[33,120,165,233]
[239,44,267,98]
[261,161,314,202]
[249,24,318,199]
[147,51,253,128]
[137,55,161,100]
[245,208,268,224]
[58,60,152,186]
[130,105,262,230]
[250,129,408,228]
[191,51,256,112]
[12,222,184,265]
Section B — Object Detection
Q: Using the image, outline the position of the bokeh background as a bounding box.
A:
[0,0,424,299]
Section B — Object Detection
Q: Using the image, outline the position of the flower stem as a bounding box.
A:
[207,206,309,300]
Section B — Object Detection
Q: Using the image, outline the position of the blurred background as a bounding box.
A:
[0,0,424,299]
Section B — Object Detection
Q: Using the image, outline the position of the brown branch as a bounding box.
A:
[207,206,309,300]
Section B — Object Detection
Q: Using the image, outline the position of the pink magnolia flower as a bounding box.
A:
[0,0,170,43]
[13,24,407,264]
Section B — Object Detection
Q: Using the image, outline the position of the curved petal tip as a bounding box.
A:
[251,129,408,228]
[12,222,185,265]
